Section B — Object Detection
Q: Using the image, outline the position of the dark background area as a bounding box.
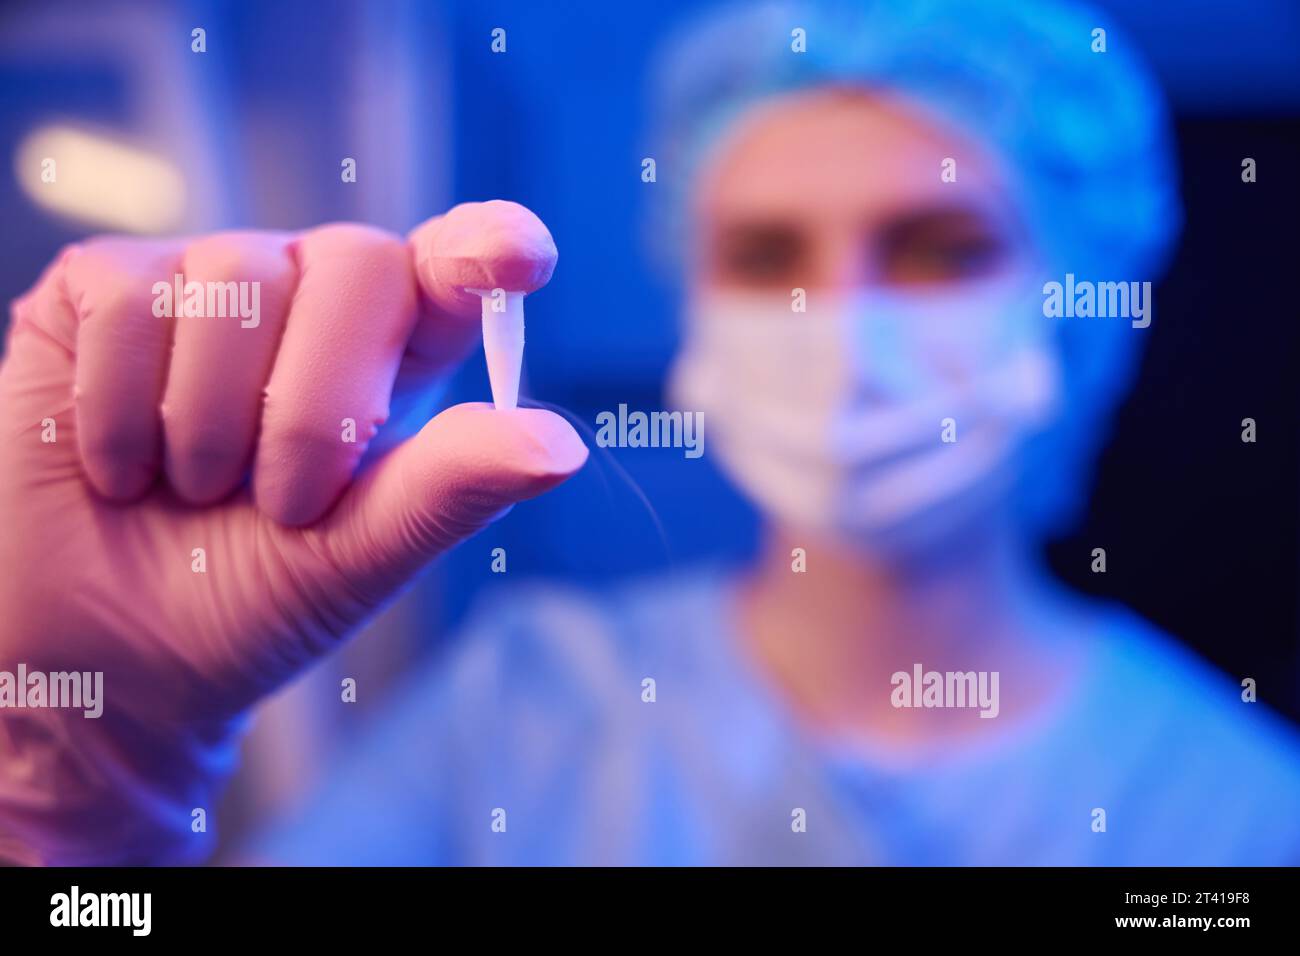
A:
[1048,117,1299,718]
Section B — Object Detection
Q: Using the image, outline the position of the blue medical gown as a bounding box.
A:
[252,569,1300,864]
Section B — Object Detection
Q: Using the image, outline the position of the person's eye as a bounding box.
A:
[711,225,806,286]
[878,213,1011,285]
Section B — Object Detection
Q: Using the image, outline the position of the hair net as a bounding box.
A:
[648,0,1184,534]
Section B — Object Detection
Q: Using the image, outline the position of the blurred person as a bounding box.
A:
[2,0,1299,867]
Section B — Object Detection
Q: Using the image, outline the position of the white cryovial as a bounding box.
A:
[467,287,525,410]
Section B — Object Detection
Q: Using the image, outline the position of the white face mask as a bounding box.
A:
[667,280,1062,555]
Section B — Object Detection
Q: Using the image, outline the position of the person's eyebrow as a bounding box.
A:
[715,218,805,242]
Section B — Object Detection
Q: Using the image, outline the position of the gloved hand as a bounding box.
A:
[0,201,587,865]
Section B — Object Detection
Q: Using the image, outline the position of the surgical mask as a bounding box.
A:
[667,280,1061,554]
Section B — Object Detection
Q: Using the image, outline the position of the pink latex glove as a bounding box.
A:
[0,201,587,865]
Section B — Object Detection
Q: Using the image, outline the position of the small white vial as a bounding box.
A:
[467,287,525,410]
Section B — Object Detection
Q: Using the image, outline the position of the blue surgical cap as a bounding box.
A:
[648,0,1184,534]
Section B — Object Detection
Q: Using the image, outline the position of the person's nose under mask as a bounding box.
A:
[667,280,1062,555]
